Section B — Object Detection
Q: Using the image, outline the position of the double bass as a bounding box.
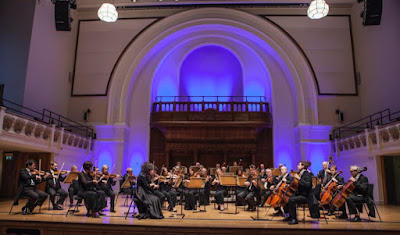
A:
[332,167,367,208]
[320,170,343,205]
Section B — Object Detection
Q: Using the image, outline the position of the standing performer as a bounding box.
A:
[46,161,68,210]
[285,161,320,225]
[135,162,164,219]
[212,168,227,211]
[99,165,118,213]
[78,161,107,218]
[344,165,375,222]
[17,159,49,215]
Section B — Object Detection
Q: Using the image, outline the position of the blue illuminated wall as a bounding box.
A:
[179,45,243,100]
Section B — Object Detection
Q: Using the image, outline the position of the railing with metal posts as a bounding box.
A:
[331,109,400,139]
[1,98,95,138]
[152,96,269,113]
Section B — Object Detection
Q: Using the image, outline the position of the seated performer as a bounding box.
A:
[200,167,211,205]
[314,161,331,201]
[235,169,246,205]
[121,168,136,196]
[68,165,82,205]
[183,168,197,210]
[284,161,320,225]
[78,161,107,218]
[269,166,292,216]
[237,165,258,211]
[344,165,375,222]
[135,162,164,219]
[324,165,346,217]
[212,168,227,211]
[45,161,68,210]
[99,165,118,213]
[16,159,49,215]
[159,167,177,212]
[259,168,274,207]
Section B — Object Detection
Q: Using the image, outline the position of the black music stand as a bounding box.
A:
[251,178,270,221]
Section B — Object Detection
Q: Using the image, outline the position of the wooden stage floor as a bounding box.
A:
[0,198,399,235]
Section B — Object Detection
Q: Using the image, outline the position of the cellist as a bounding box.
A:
[344,165,375,222]
[270,166,292,217]
[284,161,320,225]
[314,161,331,201]
[324,165,346,217]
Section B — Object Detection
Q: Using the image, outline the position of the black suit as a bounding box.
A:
[17,168,48,212]
[237,175,257,209]
[45,171,68,207]
[287,170,320,220]
[345,174,375,217]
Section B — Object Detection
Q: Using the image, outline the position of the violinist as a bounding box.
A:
[135,162,163,219]
[237,165,257,211]
[99,165,118,213]
[159,167,177,212]
[17,159,49,215]
[284,161,320,225]
[212,168,227,211]
[314,161,331,201]
[235,169,246,206]
[45,161,68,210]
[215,163,221,170]
[78,161,107,218]
[325,165,346,217]
[200,168,211,205]
[344,165,375,222]
[183,168,196,210]
[221,166,227,174]
[68,165,82,205]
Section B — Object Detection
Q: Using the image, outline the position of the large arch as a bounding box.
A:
[106,8,320,172]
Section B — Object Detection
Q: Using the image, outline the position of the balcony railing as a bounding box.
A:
[152,96,269,113]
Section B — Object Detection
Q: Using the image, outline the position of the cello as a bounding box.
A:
[279,170,300,207]
[332,167,367,208]
[320,170,343,205]
[266,170,292,208]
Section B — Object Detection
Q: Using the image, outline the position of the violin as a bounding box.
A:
[332,167,367,208]
[89,171,101,178]
[248,173,258,190]
[320,170,343,205]
[31,169,46,176]
[54,170,67,175]
[103,173,119,179]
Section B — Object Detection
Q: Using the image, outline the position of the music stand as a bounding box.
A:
[229,166,242,173]
[187,178,206,213]
[124,176,137,219]
[220,175,239,215]
[209,168,216,176]
[189,166,200,172]
[63,172,79,184]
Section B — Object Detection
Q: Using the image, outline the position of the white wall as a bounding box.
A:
[351,0,400,117]
[0,0,35,105]
[23,0,78,116]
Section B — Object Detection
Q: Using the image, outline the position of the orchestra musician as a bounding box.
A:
[45,161,68,210]
[325,165,346,218]
[212,168,227,211]
[78,161,107,218]
[135,162,164,219]
[314,161,331,201]
[237,165,258,211]
[68,165,82,205]
[259,168,274,207]
[159,167,177,212]
[17,159,49,215]
[183,168,197,210]
[221,166,227,174]
[284,161,320,225]
[121,168,136,196]
[270,166,292,216]
[235,169,246,206]
[99,165,118,213]
[200,167,211,205]
[344,165,375,222]
[215,163,221,169]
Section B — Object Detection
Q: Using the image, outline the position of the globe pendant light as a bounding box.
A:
[98,3,118,23]
[307,0,330,19]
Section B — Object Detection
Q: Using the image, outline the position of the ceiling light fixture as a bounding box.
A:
[307,0,329,19]
[98,3,118,22]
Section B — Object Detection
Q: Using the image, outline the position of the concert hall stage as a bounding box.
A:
[0,199,399,235]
